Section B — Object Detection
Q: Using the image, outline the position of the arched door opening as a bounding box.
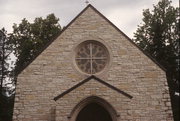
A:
[76,103,113,121]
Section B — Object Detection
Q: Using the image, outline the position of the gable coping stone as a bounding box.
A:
[54,75,133,101]
[17,4,166,76]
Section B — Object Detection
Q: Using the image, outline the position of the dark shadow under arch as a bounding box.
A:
[68,96,119,121]
[76,103,112,121]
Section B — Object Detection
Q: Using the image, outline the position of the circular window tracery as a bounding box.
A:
[75,41,109,74]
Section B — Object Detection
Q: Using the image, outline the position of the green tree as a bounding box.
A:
[133,0,179,120]
[9,13,61,76]
[0,28,14,121]
[1,13,61,121]
[0,28,13,91]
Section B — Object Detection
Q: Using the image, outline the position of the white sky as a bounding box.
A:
[0,0,178,38]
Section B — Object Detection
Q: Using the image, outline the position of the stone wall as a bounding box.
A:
[13,5,173,121]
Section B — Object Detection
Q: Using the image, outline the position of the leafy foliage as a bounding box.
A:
[0,13,61,121]
[9,13,61,75]
[0,28,13,85]
[133,0,179,120]
[0,28,14,121]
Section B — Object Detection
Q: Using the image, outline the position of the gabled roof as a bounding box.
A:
[17,4,166,76]
[54,75,133,101]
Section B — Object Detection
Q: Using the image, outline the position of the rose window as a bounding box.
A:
[75,41,109,74]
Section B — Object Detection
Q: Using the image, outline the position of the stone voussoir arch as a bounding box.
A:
[68,95,119,121]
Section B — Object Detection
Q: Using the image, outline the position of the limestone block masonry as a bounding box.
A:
[13,4,173,121]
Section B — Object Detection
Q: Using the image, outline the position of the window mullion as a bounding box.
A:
[76,58,91,59]
[90,43,93,74]
[75,41,108,74]
[91,57,107,59]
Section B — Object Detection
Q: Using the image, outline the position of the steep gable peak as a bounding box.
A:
[17,4,166,76]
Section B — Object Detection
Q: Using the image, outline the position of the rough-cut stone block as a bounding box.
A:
[13,5,173,121]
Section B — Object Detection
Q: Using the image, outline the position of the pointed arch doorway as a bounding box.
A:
[76,102,112,121]
[69,96,118,121]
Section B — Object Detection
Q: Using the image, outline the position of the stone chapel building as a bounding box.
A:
[13,4,173,121]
